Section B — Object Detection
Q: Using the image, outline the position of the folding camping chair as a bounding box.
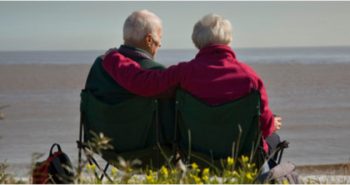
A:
[173,90,266,169]
[77,90,171,182]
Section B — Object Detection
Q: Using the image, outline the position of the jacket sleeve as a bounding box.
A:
[256,77,275,138]
[242,63,275,138]
[102,51,184,97]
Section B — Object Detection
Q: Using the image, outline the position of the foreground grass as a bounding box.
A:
[1,130,348,184]
[1,132,260,184]
[1,156,258,184]
[81,156,257,184]
[2,160,350,184]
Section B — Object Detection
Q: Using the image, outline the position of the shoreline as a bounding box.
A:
[296,163,350,175]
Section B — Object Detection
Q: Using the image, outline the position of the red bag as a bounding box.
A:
[32,143,74,184]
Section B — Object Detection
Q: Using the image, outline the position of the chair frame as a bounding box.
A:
[77,90,161,182]
[77,89,288,181]
[172,90,266,169]
[77,111,113,182]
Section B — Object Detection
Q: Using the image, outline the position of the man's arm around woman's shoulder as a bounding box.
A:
[102,50,187,97]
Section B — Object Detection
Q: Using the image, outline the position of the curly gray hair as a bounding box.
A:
[192,14,232,49]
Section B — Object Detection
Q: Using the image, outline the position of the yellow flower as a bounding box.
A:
[232,170,240,177]
[247,163,255,169]
[191,162,198,170]
[193,176,203,184]
[146,174,155,184]
[202,168,210,182]
[86,163,96,172]
[227,157,234,166]
[203,168,210,176]
[203,176,209,181]
[111,167,118,176]
[245,172,253,181]
[160,166,169,177]
[241,156,249,163]
[146,170,156,184]
[282,179,289,184]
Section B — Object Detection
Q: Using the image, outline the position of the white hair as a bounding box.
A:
[123,10,162,43]
[192,14,233,49]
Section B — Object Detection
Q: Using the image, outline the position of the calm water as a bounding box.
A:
[1,46,350,65]
[1,47,350,176]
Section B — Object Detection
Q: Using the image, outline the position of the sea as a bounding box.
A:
[1,46,350,66]
[1,46,350,177]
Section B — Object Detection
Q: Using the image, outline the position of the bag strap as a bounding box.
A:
[49,143,62,156]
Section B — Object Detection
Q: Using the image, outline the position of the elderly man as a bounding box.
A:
[84,9,174,144]
[85,9,163,102]
[102,13,282,156]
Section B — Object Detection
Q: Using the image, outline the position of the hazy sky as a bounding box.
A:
[1,1,350,51]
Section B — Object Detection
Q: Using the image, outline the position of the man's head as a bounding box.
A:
[192,14,232,49]
[123,10,162,58]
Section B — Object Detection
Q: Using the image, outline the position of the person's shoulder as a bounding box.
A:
[139,59,166,70]
[236,60,263,86]
[237,60,251,69]
[93,55,103,63]
[89,55,104,70]
[238,61,258,75]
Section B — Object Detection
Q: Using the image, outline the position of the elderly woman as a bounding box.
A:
[102,13,281,154]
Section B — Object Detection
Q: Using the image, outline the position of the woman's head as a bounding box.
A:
[192,14,232,49]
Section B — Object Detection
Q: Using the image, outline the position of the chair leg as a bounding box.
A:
[99,163,110,181]
[88,160,100,180]
[88,155,113,183]
[77,144,82,183]
[81,146,114,183]
[276,140,289,164]
[78,114,113,183]
[277,148,284,164]
[77,113,84,183]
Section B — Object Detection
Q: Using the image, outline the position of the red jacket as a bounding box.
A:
[103,44,275,152]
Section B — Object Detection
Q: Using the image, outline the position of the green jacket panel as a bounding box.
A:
[84,47,174,148]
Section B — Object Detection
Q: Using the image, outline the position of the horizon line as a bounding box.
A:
[1,45,350,52]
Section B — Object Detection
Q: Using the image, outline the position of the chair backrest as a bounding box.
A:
[80,90,159,154]
[175,90,261,161]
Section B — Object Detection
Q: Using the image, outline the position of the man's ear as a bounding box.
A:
[145,33,153,46]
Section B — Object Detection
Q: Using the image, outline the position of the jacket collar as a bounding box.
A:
[195,44,236,60]
[118,44,153,61]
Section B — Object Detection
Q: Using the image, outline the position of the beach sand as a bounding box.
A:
[0,64,90,92]
[1,63,350,176]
